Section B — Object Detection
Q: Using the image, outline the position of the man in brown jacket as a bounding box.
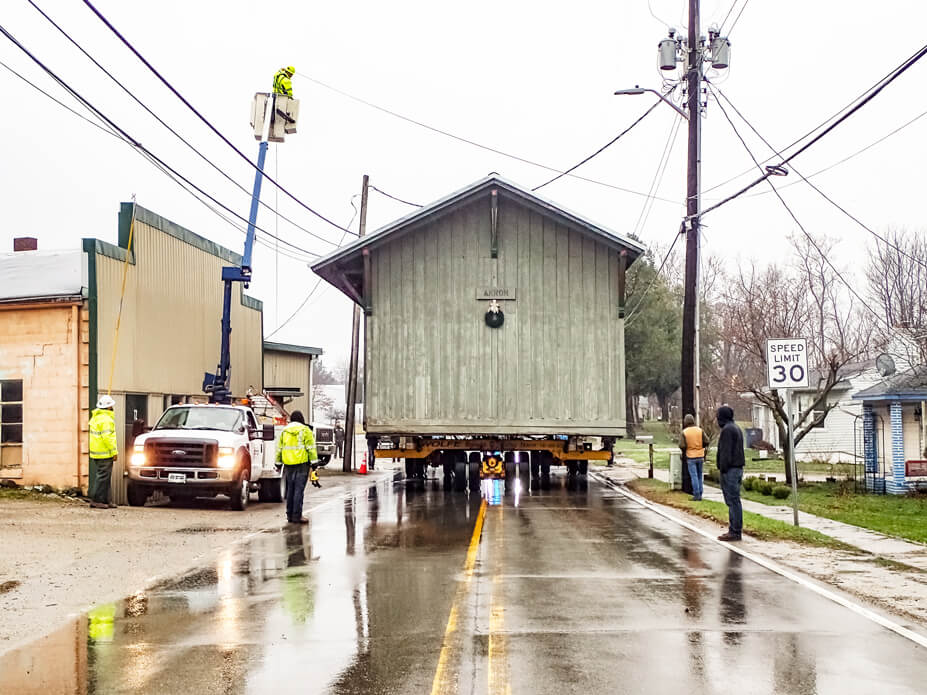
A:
[679,414,709,501]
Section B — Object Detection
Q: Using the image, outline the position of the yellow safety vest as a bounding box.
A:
[275,423,318,465]
[272,70,293,97]
[89,408,118,459]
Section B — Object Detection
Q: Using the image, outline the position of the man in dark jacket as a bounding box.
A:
[716,406,745,541]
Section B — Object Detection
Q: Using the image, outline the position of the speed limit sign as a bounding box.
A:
[766,339,809,389]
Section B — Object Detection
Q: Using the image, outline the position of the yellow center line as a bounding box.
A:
[430,499,488,695]
[488,504,510,695]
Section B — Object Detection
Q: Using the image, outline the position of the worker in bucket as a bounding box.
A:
[88,395,119,509]
[275,410,319,525]
[273,66,295,97]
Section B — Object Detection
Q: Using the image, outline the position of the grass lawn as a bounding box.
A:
[617,422,859,477]
[736,481,927,545]
[626,478,860,551]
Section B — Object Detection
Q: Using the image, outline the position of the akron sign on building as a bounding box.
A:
[766,338,809,390]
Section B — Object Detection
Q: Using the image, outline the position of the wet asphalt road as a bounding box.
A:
[2,472,926,695]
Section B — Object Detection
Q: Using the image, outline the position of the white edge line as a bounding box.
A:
[592,473,927,650]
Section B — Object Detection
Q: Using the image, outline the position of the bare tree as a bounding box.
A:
[867,228,927,365]
[312,384,335,423]
[719,234,874,483]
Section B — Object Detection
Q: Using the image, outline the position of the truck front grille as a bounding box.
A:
[145,439,218,467]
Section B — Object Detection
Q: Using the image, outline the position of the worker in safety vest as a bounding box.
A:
[275,410,319,524]
[273,66,295,97]
[88,395,119,509]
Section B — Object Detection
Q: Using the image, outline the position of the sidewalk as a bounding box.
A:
[603,464,927,572]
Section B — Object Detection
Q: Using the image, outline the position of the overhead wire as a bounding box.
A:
[706,82,890,327]
[708,82,927,271]
[697,41,927,220]
[717,0,740,34]
[81,0,357,237]
[531,93,670,191]
[295,72,680,204]
[26,0,340,250]
[701,42,927,198]
[369,185,422,208]
[264,196,360,339]
[725,0,751,36]
[632,111,684,239]
[0,21,321,261]
[624,225,684,326]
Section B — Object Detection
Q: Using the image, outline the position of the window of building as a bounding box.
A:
[1,380,23,471]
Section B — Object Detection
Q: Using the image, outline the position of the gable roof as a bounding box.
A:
[311,175,645,304]
[852,366,927,402]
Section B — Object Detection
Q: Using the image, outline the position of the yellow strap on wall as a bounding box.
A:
[107,195,137,396]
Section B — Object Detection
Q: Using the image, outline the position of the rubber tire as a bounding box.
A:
[468,452,481,491]
[453,461,467,491]
[566,461,578,477]
[229,468,250,511]
[540,452,552,490]
[518,453,530,477]
[504,452,516,479]
[578,461,588,476]
[259,475,284,503]
[319,455,331,466]
[405,458,417,479]
[530,451,541,479]
[126,482,148,507]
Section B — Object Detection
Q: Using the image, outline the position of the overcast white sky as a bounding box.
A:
[2,1,926,364]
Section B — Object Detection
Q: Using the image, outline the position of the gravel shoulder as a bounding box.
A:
[0,468,397,655]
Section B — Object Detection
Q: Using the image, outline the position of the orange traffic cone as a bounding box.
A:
[358,452,368,475]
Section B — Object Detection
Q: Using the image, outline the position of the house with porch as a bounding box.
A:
[853,367,927,494]
[748,360,879,463]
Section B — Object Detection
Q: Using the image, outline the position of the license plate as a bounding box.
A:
[168,473,186,483]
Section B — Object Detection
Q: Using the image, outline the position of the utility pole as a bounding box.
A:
[681,0,701,433]
[343,174,369,472]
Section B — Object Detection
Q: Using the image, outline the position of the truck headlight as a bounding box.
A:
[218,447,235,469]
[131,444,146,467]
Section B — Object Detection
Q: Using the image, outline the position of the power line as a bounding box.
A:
[632,111,684,239]
[708,82,927,272]
[532,95,667,191]
[297,72,680,205]
[726,0,751,36]
[27,0,342,251]
[746,106,927,198]
[81,0,357,238]
[0,57,116,137]
[369,185,421,208]
[706,82,889,327]
[264,198,360,338]
[717,0,740,34]
[624,225,684,326]
[702,42,927,198]
[0,21,321,261]
[698,41,927,220]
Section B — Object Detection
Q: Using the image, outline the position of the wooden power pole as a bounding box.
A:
[680,0,702,494]
[343,174,369,472]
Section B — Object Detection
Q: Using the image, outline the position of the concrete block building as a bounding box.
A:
[0,204,319,502]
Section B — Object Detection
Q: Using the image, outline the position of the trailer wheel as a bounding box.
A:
[578,461,588,477]
[540,452,552,490]
[504,452,516,479]
[518,452,529,477]
[566,461,578,477]
[405,459,417,479]
[530,451,541,479]
[453,461,467,491]
[468,452,481,491]
[441,451,455,485]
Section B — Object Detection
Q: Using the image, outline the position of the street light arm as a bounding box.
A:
[614,86,689,120]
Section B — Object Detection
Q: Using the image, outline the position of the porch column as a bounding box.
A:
[888,401,908,495]
[862,404,877,491]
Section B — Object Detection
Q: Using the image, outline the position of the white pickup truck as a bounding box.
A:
[126,403,283,510]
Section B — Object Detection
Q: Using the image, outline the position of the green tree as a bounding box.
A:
[625,248,682,423]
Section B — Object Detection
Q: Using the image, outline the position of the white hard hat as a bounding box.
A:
[96,395,116,409]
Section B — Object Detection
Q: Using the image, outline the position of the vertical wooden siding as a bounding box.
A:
[366,196,626,434]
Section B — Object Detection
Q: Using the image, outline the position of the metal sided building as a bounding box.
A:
[263,341,323,418]
[312,176,644,438]
[0,203,266,499]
